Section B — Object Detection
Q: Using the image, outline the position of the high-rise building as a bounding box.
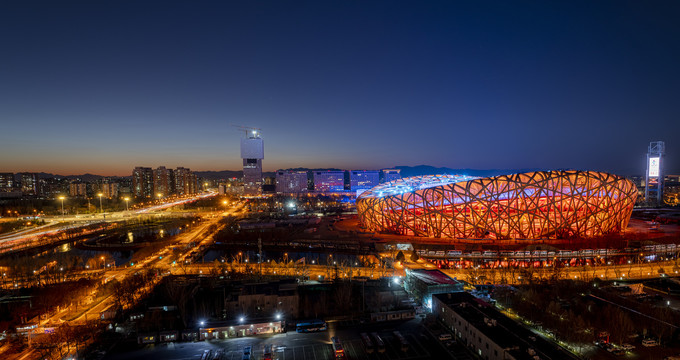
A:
[21,173,40,196]
[240,130,264,196]
[132,167,154,198]
[0,173,13,189]
[276,171,308,194]
[314,171,345,193]
[645,141,665,206]
[350,170,379,193]
[69,182,87,197]
[382,169,401,183]
[187,173,197,194]
[174,167,197,196]
[101,182,119,199]
[153,166,174,197]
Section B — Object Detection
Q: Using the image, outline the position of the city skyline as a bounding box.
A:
[2,1,680,176]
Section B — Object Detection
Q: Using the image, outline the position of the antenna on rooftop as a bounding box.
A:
[231,124,262,138]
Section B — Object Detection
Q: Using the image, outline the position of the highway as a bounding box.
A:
[0,192,217,256]
[8,218,224,360]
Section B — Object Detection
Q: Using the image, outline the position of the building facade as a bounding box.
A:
[433,292,578,360]
[403,269,463,307]
[645,141,665,206]
[20,173,40,196]
[132,167,154,198]
[313,171,345,193]
[69,182,87,197]
[382,169,401,183]
[275,171,308,194]
[350,170,379,194]
[153,166,174,197]
[174,167,197,196]
[0,173,14,189]
[240,132,264,196]
[101,182,119,199]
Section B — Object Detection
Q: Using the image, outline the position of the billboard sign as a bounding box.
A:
[649,157,660,177]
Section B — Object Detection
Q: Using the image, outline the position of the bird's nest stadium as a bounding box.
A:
[356,171,638,240]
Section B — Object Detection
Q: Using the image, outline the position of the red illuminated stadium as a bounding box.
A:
[356,171,638,240]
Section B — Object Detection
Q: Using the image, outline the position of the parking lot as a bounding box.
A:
[201,332,434,360]
[105,319,456,360]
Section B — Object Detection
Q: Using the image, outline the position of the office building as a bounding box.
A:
[21,173,41,196]
[350,170,379,194]
[276,171,308,194]
[382,169,401,183]
[313,171,345,193]
[645,141,665,205]
[240,130,264,196]
[132,167,154,198]
[0,173,14,190]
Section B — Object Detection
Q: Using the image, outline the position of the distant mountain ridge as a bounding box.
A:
[392,165,548,178]
[28,166,552,181]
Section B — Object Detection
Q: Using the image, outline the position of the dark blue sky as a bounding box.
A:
[1,1,679,176]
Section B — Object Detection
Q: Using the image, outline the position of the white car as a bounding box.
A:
[642,339,659,347]
[621,343,635,351]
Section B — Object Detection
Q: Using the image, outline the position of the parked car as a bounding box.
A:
[438,333,452,341]
[642,339,659,347]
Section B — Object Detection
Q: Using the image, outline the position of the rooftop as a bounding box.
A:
[434,292,579,360]
[406,269,461,286]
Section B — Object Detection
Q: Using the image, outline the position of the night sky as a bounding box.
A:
[1,1,679,176]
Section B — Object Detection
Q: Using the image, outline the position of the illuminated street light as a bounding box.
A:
[97,193,104,215]
[124,197,130,211]
[275,313,281,320]
[58,196,66,221]
[239,316,245,323]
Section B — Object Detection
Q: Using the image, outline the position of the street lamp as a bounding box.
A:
[58,196,66,221]
[124,197,130,211]
[97,193,103,214]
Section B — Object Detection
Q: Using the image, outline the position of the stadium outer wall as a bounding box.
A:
[356,170,638,240]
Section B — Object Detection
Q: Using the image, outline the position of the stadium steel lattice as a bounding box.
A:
[356,171,638,239]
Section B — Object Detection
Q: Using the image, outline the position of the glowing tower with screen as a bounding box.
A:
[645,141,665,206]
[240,129,264,196]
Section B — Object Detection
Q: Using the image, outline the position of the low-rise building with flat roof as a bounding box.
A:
[433,292,579,360]
[403,269,463,307]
